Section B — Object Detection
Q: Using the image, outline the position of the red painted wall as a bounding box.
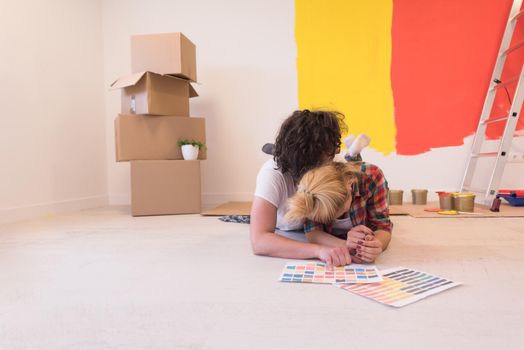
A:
[391,0,524,155]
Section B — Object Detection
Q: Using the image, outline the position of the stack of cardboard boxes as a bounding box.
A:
[111,33,205,216]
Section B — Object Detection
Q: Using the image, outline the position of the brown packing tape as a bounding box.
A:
[201,202,252,216]
[389,205,409,215]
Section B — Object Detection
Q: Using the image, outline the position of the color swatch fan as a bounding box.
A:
[279,262,383,284]
[338,267,461,307]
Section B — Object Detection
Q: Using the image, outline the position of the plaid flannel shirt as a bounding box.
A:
[303,162,392,237]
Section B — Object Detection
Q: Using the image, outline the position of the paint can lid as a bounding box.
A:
[452,192,476,197]
[438,210,459,215]
[436,191,452,196]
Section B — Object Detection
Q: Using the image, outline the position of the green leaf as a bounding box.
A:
[177,138,207,150]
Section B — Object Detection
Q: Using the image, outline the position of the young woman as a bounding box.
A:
[286,161,392,264]
[249,109,391,268]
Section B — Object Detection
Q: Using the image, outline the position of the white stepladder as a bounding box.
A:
[461,0,524,206]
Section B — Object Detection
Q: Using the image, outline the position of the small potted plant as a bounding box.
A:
[177,139,206,160]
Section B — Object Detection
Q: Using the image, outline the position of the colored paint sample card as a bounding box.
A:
[279,262,383,284]
[338,267,461,307]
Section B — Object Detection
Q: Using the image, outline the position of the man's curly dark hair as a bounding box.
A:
[274,110,347,182]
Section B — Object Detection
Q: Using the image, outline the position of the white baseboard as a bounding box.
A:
[108,194,131,206]
[0,195,108,225]
[108,192,253,209]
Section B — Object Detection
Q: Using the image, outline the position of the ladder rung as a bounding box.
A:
[502,39,524,56]
[510,8,524,22]
[481,116,509,124]
[471,152,498,158]
[462,186,486,194]
[491,76,519,90]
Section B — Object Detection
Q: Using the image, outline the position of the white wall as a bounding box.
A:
[1,0,520,223]
[101,0,298,207]
[0,0,107,224]
[360,136,524,203]
[102,0,524,207]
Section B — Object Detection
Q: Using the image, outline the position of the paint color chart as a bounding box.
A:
[279,262,383,284]
[338,267,461,307]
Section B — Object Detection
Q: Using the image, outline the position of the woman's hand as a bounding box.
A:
[346,225,374,250]
[317,245,352,270]
[355,234,383,262]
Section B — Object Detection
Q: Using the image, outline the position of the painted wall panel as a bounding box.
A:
[296,0,396,154]
[297,0,524,156]
[391,0,520,155]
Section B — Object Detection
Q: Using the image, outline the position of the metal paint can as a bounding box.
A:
[389,189,404,205]
[411,189,428,205]
[437,191,454,210]
[452,192,476,212]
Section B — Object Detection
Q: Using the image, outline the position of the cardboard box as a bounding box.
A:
[131,32,197,82]
[131,160,201,216]
[115,114,206,161]
[111,71,197,116]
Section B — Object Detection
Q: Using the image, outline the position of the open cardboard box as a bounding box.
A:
[131,32,197,82]
[111,71,197,116]
[131,160,201,216]
[115,114,206,161]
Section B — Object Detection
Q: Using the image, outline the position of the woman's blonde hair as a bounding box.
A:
[286,162,357,224]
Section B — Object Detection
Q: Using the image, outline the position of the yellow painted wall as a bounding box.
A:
[295,0,396,154]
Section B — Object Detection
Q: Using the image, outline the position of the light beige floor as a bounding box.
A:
[1,206,523,350]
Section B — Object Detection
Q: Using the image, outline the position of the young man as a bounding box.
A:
[250,109,392,268]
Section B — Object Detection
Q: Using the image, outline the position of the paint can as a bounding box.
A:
[452,193,476,212]
[437,191,454,210]
[411,189,428,205]
[388,189,403,205]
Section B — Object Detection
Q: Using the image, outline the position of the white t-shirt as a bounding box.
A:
[254,159,302,231]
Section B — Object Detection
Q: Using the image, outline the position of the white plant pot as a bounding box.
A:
[181,144,199,160]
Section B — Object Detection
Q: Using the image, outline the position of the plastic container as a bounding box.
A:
[497,194,524,206]
[498,189,524,197]
[437,191,454,210]
[452,193,476,212]
[389,189,404,205]
[411,189,428,205]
